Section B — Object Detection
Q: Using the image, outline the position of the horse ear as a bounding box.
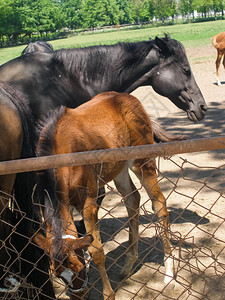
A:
[67,234,94,251]
[155,36,170,54]
[33,232,51,254]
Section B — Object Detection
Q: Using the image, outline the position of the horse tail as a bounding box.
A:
[150,116,188,143]
[0,82,56,298]
[212,35,219,49]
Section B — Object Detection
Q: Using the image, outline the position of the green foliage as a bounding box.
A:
[116,0,135,24]
[1,19,225,66]
[152,0,177,21]
[60,0,82,29]
[81,0,120,28]
[193,0,214,16]
[211,0,225,14]
[178,0,195,17]
[139,0,154,21]
[0,0,225,45]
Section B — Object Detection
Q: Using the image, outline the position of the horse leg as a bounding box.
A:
[113,164,140,278]
[83,194,115,300]
[216,49,223,85]
[222,50,225,83]
[75,186,105,236]
[131,159,174,284]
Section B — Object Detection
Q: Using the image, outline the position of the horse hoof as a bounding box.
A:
[120,260,136,279]
[164,281,175,291]
[120,268,132,280]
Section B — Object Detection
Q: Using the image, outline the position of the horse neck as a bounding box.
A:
[116,45,159,93]
[58,43,158,95]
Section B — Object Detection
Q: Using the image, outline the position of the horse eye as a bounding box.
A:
[183,67,191,75]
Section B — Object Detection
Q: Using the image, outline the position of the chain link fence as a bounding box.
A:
[0,139,225,299]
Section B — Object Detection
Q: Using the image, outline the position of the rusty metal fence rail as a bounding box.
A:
[0,136,224,175]
[0,136,225,299]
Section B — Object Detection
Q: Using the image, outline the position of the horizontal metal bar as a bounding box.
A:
[0,136,224,176]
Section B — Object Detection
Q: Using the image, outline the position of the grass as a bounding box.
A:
[0,19,224,65]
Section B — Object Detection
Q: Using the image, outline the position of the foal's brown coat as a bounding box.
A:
[35,92,174,300]
[212,31,225,85]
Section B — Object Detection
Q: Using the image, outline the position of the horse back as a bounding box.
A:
[55,91,154,153]
[41,91,154,193]
[212,32,225,50]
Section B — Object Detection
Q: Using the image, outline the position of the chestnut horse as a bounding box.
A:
[0,82,55,298]
[34,92,180,300]
[0,82,23,295]
[212,31,225,85]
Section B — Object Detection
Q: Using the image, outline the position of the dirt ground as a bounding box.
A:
[55,43,225,300]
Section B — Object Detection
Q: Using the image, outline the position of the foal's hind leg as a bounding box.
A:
[131,159,174,284]
[113,163,140,278]
[75,186,105,236]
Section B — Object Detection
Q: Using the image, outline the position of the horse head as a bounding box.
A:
[33,232,93,299]
[149,36,207,122]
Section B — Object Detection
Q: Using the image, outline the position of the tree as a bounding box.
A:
[178,0,196,18]
[1,0,23,44]
[0,0,13,39]
[31,0,64,37]
[116,0,135,24]
[81,0,120,28]
[138,0,154,22]
[18,1,38,39]
[212,0,225,18]
[193,0,214,18]
[132,0,144,24]
[60,0,82,29]
[152,0,177,22]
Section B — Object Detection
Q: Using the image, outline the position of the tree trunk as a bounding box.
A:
[136,8,140,25]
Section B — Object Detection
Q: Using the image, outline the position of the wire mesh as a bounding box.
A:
[0,151,225,299]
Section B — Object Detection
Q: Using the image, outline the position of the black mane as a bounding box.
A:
[51,35,185,80]
[52,40,155,79]
[36,106,65,157]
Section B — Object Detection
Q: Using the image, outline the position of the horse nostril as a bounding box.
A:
[200,104,207,112]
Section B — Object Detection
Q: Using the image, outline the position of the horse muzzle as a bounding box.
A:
[179,90,207,122]
[187,102,207,122]
[60,268,89,299]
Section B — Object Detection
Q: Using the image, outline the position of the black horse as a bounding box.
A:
[21,41,53,55]
[0,35,207,298]
[1,35,206,122]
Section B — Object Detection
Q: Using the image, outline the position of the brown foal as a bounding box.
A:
[33,92,175,299]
